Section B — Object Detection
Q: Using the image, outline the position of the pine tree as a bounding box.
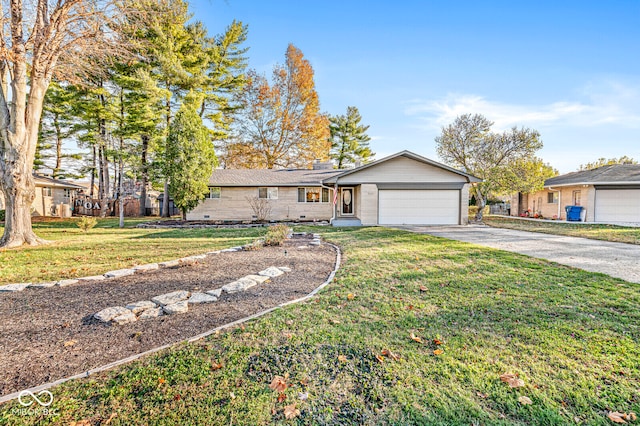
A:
[329,106,374,168]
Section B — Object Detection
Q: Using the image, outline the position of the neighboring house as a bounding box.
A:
[510,164,640,222]
[188,150,481,226]
[0,174,84,217]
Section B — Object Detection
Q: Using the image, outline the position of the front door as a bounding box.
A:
[341,187,354,216]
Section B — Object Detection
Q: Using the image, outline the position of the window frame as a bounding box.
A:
[258,187,278,200]
[206,186,221,199]
[547,192,558,204]
[297,187,329,203]
[42,187,52,197]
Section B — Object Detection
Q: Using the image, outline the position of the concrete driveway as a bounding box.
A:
[400,225,640,284]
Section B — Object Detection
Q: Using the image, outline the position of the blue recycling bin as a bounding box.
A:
[565,205,583,221]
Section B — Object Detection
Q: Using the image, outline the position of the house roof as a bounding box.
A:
[322,150,482,184]
[34,174,85,189]
[208,168,343,187]
[545,164,640,187]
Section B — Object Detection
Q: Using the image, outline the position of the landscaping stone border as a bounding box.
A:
[0,239,340,405]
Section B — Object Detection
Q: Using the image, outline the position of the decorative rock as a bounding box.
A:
[222,277,258,294]
[276,266,292,273]
[206,288,223,298]
[56,279,79,287]
[78,275,107,282]
[133,263,159,271]
[258,267,285,278]
[297,246,309,249]
[126,300,157,314]
[163,300,189,315]
[112,310,137,325]
[206,250,221,255]
[29,282,57,289]
[159,259,180,268]
[190,254,207,260]
[0,283,30,292]
[220,248,238,253]
[244,274,271,284]
[188,292,218,304]
[94,306,131,323]
[104,269,135,278]
[312,234,321,239]
[309,240,321,246]
[152,290,190,306]
[139,307,164,320]
[178,257,198,265]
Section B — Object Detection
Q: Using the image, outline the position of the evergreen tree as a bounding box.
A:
[329,106,374,168]
[166,93,217,219]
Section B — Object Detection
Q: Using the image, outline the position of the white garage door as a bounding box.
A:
[378,189,460,225]
[595,189,640,222]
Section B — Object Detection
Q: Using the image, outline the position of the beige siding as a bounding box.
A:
[336,156,468,184]
[359,184,378,225]
[187,186,333,221]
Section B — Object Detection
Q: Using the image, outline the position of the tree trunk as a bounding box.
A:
[139,134,149,216]
[0,171,47,248]
[474,185,487,221]
[162,179,169,217]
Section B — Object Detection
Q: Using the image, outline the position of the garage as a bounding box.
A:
[378,189,460,225]
[595,188,640,222]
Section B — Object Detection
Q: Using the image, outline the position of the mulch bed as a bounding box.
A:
[0,236,337,396]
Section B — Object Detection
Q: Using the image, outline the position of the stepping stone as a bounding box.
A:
[312,234,321,239]
[297,246,309,249]
[29,282,57,289]
[152,290,190,306]
[163,300,188,315]
[244,274,271,284]
[188,292,218,304]
[56,279,79,287]
[222,277,258,294]
[206,251,221,255]
[258,267,285,278]
[309,240,321,246]
[277,266,292,273]
[206,288,223,298]
[78,275,106,282]
[0,283,30,292]
[94,306,131,323]
[112,310,137,325]
[126,300,157,314]
[159,259,180,268]
[220,248,238,253]
[133,263,159,272]
[104,269,135,278]
[139,307,164,320]
[178,257,198,265]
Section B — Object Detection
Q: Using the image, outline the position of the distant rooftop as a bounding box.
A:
[545,164,640,186]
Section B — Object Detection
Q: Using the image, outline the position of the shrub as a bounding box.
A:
[77,216,98,232]
[264,224,291,246]
[0,210,4,221]
[244,239,264,251]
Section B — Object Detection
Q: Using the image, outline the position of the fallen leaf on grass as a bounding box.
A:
[382,349,400,361]
[419,286,428,292]
[277,392,286,403]
[158,377,166,385]
[329,319,341,324]
[284,403,301,419]
[476,391,488,399]
[410,333,422,343]
[347,293,354,300]
[500,373,525,388]
[433,349,444,355]
[518,396,533,405]
[211,362,223,371]
[269,375,288,393]
[608,411,637,424]
[375,355,385,363]
[433,339,443,345]
[337,355,347,362]
[104,412,117,425]
[69,420,91,426]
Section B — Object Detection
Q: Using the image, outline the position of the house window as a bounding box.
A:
[42,187,52,197]
[63,188,74,198]
[297,187,329,203]
[258,187,278,199]
[572,190,581,206]
[206,187,221,199]
[547,192,558,204]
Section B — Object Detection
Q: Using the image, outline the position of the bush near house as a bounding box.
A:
[263,224,291,246]
[0,210,4,221]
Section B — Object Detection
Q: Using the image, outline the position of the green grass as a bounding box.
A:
[2,226,639,425]
[0,218,264,285]
[485,216,640,245]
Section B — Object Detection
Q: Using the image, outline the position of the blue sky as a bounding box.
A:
[193,0,640,173]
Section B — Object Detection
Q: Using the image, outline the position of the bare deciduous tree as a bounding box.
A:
[246,196,272,222]
[0,0,118,247]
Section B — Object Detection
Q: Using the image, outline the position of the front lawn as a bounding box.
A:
[1,227,639,425]
[485,216,640,245]
[0,218,264,285]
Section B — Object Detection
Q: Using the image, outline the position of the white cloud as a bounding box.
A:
[405,80,640,132]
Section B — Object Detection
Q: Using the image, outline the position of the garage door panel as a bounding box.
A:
[379,190,459,225]
[595,189,640,222]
